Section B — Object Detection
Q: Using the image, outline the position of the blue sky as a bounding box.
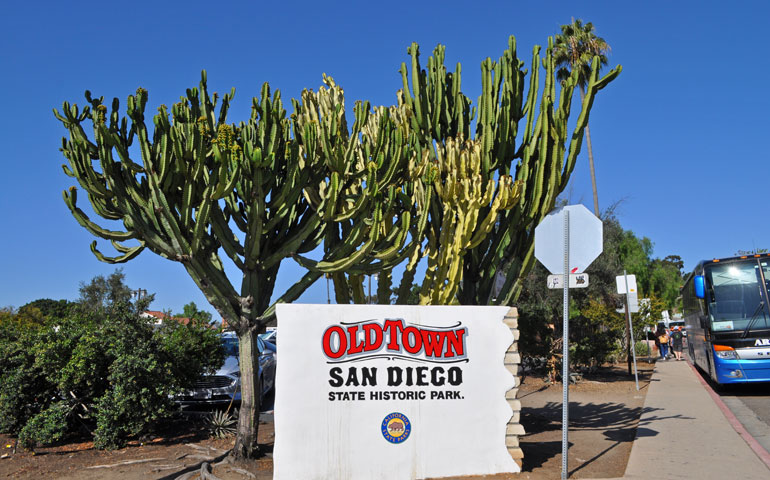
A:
[2,0,768,315]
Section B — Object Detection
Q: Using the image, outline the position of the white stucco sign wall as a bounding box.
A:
[274,304,519,480]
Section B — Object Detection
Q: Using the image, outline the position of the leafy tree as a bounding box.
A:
[572,298,624,367]
[516,209,682,370]
[648,259,683,310]
[638,293,667,333]
[516,263,559,359]
[177,302,213,324]
[11,305,47,328]
[19,299,74,322]
[77,269,135,313]
[553,19,611,216]
[662,255,684,274]
[516,217,626,368]
[0,320,52,437]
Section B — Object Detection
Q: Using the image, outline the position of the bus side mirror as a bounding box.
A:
[694,275,705,299]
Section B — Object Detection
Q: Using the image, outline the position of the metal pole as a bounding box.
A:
[562,210,570,480]
[647,327,651,363]
[624,270,640,390]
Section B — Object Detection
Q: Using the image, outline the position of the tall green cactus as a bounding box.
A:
[415,137,521,304]
[389,36,620,306]
[290,76,432,302]
[54,72,428,459]
[56,75,314,459]
[307,36,619,307]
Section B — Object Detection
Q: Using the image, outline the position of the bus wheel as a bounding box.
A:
[705,355,725,391]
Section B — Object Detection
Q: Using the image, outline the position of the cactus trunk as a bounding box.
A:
[233,328,260,458]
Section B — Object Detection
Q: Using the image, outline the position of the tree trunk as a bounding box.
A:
[585,123,600,217]
[579,88,600,218]
[232,328,262,459]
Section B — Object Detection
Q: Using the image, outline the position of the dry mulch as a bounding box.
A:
[0,415,274,480]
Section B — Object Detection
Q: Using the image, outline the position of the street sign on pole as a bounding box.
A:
[616,274,638,295]
[627,293,640,313]
[534,205,603,480]
[615,295,640,313]
[535,205,603,274]
[621,271,640,391]
[547,273,589,289]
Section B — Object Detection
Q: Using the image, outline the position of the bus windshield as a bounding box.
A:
[706,260,770,333]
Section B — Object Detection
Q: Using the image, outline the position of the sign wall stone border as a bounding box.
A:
[504,307,524,465]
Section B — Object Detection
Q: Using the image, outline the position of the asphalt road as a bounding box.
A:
[688,362,770,455]
[718,383,770,455]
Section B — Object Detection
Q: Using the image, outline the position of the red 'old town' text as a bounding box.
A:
[322,318,467,361]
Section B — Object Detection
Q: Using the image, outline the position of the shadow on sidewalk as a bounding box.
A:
[520,401,694,474]
[569,427,657,476]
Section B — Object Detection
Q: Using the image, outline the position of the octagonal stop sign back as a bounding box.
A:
[534,205,603,274]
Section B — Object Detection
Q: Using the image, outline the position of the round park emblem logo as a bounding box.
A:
[381,412,411,443]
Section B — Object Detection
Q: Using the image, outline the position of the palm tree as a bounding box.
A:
[553,19,610,217]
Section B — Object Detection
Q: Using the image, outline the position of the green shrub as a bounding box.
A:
[18,402,71,448]
[0,302,224,449]
[0,322,54,436]
[635,340,653,357]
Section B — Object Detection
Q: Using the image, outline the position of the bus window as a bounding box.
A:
[705,262,768,333]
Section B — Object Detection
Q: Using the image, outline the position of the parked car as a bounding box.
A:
[175,331,276,406]
[259,329,277,346]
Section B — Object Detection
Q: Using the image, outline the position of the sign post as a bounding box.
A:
[560,211,570,480]
[620,271,640,390]
[535,205,602,480]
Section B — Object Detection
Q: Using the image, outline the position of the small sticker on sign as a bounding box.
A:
[381,412,411,444]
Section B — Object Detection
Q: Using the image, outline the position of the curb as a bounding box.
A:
[688,361,770,470]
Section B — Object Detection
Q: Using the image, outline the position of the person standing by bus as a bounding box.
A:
[656,326,670,360]
[670,326,684,361]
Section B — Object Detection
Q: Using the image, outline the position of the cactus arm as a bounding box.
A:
[259,270,323,321]
[63,188,135,241]
[519,46,541,150]
[209,208,246,270]
[89,240,144,264]
[496,242,536,306]
[373,212,410,260]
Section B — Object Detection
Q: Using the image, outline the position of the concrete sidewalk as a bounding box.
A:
[607,359,770,479]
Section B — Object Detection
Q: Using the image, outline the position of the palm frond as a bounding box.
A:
[552,18,612,90]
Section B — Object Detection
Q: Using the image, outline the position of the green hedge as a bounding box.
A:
[0,303,224,449]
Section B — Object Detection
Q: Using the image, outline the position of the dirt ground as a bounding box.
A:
[0,362,654,479]
[515,361,655,479]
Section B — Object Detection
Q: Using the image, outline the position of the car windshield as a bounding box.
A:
[222,335,239,356]
[706,260,770,333]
